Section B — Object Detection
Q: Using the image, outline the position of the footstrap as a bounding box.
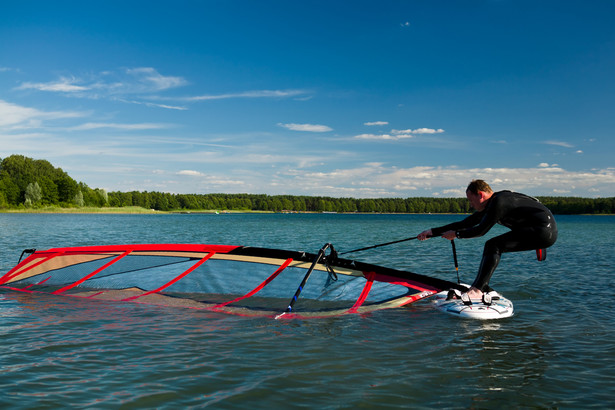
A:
[482,292,501,306]
[446,288,473,306]
[446,288,462,301]
[460,292,472,306]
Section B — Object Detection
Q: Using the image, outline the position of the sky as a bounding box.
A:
[1,0,614,198]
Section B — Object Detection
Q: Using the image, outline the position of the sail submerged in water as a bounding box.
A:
[0,243,461,318]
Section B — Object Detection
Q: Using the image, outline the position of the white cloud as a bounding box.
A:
[364,121,389,126]
[278,123,333,132]
[67,122,168,131]
[116,98,188,110]
[187,89,308,101]
[15,68,187,98]
[544,140,574,148]
[354,127,444,141]
[354,133,396,140]
[126,67,187,91]
[392,128,444,135]
[17,76,90,93]
[271,164,615,198]
[13,69,310,110]
[0,99,83,128]
[0,100,42,126]
[177,170,205,177]
[10,128,611,197]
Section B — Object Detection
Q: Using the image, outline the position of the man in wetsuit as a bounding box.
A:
[417,180,557,299]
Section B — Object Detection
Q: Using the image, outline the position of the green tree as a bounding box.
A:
[0,191,8,209]
[74,191,85,207]
[0,174,20,205]
[25,182,42,206]
[57,173,79,203]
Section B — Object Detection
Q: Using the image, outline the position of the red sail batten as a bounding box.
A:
[346,271,376,313]
[121,252,215,302]
[213,258,294,309]
[52,250,133,295]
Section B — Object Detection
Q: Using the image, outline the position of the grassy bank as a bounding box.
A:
[0,206,165,214]
[0,207,270,214]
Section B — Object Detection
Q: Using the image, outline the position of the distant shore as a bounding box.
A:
[0,207,279,214]
[0,206,444,215]
[0,207,611,216]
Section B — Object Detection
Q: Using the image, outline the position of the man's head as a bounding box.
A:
[466,179,493,211]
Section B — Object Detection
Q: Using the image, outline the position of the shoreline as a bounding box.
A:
[0,206,462,215]
[0,207,611,216]
[0,206,167,214]
[0,207,290,215]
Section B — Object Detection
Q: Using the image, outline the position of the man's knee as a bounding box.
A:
[484,239,502,256]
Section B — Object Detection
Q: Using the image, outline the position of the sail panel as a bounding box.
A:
[1,244,457,318]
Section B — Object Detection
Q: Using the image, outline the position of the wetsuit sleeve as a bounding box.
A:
[430,211,484,237]
[455,196,503,239]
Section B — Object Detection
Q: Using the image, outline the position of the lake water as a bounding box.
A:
[0,213,613,408]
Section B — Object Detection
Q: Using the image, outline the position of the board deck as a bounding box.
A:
[432,287,514,319]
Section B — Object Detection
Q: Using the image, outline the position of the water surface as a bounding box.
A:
[1,213,613,408]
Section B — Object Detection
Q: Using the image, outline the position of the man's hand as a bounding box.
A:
[417,229,432,241]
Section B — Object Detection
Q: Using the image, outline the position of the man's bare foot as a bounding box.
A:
[465,287,483,299]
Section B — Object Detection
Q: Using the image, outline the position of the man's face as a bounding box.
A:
[466,190,486,211]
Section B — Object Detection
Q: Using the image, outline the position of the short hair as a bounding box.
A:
[466,179,493,195]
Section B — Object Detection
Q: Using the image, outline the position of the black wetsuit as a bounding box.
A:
[431,191,558,291]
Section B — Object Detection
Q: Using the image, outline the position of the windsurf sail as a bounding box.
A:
[0,243,464,318]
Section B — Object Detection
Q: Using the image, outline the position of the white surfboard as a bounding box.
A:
[433,287,514,320]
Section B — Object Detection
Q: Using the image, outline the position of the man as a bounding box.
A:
[417,180,557,300]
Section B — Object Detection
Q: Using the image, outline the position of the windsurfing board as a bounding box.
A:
[432,287,514,320]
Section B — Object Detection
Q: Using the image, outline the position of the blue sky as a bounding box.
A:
[1,0,613,198]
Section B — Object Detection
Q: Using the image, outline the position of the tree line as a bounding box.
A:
[1,155,613,214]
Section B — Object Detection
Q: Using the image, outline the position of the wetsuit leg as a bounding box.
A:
[472,238,505,291]
[472,227,557,291]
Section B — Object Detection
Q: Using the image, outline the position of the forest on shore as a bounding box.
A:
[0,155,613,214]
